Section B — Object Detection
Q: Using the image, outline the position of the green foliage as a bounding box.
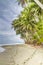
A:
[12,1,43,45]
[17,0,34,7]
[39,0,43,4]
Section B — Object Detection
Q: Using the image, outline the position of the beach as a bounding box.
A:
[0,44,43,65]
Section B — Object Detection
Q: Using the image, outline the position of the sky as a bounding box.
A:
[0,0,24,45]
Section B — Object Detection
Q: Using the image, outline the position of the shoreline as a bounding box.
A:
[0,43,43,49]
[0,43,24,46]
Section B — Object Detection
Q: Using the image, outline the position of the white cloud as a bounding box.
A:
[0,31,16,35]
[0,0,24,44]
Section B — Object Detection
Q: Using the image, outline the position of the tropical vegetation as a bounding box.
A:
[12,0,43,45]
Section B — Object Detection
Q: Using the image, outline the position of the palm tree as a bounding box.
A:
[17,0,43,9]
[12,2,43,45]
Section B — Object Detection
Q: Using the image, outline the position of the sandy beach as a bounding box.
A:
[0,44,43,65]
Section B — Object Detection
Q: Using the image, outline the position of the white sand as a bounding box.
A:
[0,44,43,65]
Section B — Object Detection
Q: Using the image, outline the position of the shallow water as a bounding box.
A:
[0,47,5,53]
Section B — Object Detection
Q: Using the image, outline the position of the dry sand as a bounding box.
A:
[0,44,43,65]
